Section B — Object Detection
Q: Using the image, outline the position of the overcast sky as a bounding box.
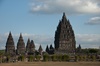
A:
[0,0,100,50]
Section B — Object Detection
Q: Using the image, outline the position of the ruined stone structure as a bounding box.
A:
[5,32,15,55]
[26,38,31,53]
[76,44,81,53]
[5,32,36,55]
[17,33,25,55]
[38,45,43,55]
[26,39,35,55]
[54,13,76,54]
[46,44,54,54]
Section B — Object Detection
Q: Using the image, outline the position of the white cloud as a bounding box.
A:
[31,0,100,15]
[76,34,100,48]
[86,17,100,25]
[0,33,100,50]
[0,33,53,50]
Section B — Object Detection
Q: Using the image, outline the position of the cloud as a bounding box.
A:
[86,17,100,25]
[0,33,100,50]
[76,34,100,48]
[0,33,53,50]
[30,0,100,15]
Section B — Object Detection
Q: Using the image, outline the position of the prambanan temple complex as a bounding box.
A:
[5,13,77,56]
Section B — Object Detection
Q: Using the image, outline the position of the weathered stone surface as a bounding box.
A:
[5,32,15,55]
[54,13,76,54]
[38,45,43,55]
[17,33,25,55]
[26,39,35,55]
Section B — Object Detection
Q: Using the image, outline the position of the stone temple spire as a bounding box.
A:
[17,33,25,55]
[5,32,15,55]
[54,13,76,54]
[26,38,31,53]
[62,12,67,23]
[38,45,43,55]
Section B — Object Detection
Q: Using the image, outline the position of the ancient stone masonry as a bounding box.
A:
[26,38,31,53]
[76,44,81,53]
[26,39,35,55]
[54,13,76,54]
[5,32,15,55]
[46,44,54,54]
[17,33,25,55]
[29,40,35,55]
[38,45,43,55]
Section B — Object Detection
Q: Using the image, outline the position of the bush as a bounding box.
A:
[87,55,91,61]
[51,54,57,61]
[91,55,96,61]
[83,55,86,61]
[43,54,49,61]
[35,55,41,61]
[62,55,70,61]
[78,55,85,61]
[6,55,10,62]
[28,55,35,62]
[75,55,79,62]
[57,55,62,61]
[18,55,25,61]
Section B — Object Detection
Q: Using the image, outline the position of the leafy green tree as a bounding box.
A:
[89,49,98,54]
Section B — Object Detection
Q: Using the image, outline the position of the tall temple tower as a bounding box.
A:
[5,32,15,55]
[54,13,76,54]
[26,38,31,53]
[29,40,35,55]
[26,39,35,55]
[17,33,25,55]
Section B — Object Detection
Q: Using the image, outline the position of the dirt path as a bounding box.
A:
[0,62,100,66]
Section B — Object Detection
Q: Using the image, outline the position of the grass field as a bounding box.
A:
[0,62,100,66]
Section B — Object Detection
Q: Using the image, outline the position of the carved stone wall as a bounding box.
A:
[5,32,15,55]
[54,13,76,54]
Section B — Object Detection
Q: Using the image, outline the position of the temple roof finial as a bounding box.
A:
[62,12,67,19]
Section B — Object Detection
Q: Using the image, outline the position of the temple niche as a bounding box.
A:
[54,13,76,54]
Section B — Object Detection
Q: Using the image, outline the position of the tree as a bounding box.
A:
[0,52,3,63]
[62,55,70,61]
[35,55,41,61]
[89,49,98,54]
[57,54,62,61]
[91,55,96,61]
[28,55,35,62]
[6,55,10,63]
[51,54,57,61]
[75,55,79,62]
[43,54,49,61]
[18,55,25,61]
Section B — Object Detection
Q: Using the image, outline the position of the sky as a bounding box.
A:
[0,0,100,50]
